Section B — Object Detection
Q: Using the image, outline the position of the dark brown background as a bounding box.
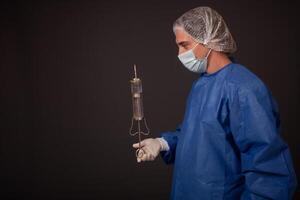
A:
[1,0,299,199]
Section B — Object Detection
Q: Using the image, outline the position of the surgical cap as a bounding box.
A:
[173,6,237,54]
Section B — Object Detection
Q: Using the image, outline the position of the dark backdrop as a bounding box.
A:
[1,0,299,199]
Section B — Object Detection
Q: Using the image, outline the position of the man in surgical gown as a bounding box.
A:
[132,6,297,200]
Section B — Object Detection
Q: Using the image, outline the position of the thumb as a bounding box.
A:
[132,141,145,148]
[132,143,140,148]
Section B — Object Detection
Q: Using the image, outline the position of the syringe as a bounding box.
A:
[129,64,150,158]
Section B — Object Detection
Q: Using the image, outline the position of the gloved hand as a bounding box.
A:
[132,138,169,163]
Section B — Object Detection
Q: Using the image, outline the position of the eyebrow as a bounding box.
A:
[177,41,189,46]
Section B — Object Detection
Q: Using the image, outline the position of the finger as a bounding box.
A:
[140,152,148,161]
[132,141,145,148]
[147,153,153,161]
[142,152,151,162]
[132,143,139,148]
[132,142,143,148]
[149,154,155,161]
[142,146,150,154]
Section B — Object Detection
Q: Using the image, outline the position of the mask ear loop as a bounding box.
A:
[191,43,199,50]
[205,49,212,58]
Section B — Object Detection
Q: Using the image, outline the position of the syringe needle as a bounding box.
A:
[134,64,137,79]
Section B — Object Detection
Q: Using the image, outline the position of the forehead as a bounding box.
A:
[174,28,194,44]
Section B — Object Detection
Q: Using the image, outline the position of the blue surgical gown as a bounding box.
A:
[160,63,297,200]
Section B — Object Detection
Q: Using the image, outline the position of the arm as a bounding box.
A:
[159,124,182,165]
[230,88,297,200]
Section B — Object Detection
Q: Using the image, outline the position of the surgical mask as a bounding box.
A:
[178,44,212,73]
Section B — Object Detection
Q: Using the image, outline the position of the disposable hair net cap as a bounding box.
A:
[173,6,237,54]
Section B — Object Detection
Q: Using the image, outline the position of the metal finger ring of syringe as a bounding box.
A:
[129,64,150,158]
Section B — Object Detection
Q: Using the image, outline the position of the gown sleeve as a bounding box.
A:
[159,124,182,165]
[229,86,297,200]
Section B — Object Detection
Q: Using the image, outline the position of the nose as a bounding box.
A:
[178,47,186,55]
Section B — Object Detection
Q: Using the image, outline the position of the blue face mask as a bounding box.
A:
[178,43,212,73]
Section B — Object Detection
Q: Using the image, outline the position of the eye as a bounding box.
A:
[184,45,190,49]
[177,42,190,51]
[181,44,189,49]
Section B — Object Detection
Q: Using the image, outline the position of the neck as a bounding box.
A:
[206,51,231,74]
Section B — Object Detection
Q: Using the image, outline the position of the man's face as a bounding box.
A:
[175,29,209,59]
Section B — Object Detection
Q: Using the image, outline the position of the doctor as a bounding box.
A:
[133,6,297,200]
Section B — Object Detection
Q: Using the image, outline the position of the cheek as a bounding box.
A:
[194,46,207,58]
[192,50,202,59]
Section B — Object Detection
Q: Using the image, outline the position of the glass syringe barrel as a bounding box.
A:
[130,78,144,121]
